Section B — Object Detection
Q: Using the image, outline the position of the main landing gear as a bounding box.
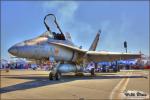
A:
[90,68,95,76]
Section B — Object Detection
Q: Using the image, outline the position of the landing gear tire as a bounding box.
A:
[49,72,54,80]
[55,72,61,80]
[91,68,95,76]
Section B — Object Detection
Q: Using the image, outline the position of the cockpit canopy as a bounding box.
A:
[40,31,65,40]
[39,31,54,38]
[43,14,66,40]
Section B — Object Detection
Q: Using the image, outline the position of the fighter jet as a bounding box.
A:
[8,14,141,80]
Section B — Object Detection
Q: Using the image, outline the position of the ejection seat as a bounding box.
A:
[53,32,65,40]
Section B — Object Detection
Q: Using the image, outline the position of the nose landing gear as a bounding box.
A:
[90,68,95,76]
[49,62,61,80]
[55,72,61,80]
[49,71,61,80]
[49,71,54,80]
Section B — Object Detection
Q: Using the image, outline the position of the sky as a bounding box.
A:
[1,1,149,60]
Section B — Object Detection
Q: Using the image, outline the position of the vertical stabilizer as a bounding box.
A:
[89,30,101,51]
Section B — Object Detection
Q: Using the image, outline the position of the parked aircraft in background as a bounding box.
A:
[8,14,141,80]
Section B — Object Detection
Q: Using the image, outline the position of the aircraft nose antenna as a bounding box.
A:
[8,46,18,55]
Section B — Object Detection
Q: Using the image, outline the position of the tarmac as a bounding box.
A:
[0,69,149,100]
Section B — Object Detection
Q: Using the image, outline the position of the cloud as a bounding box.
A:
[42,1,146,54]
[43,1,78,24]
[42,1,123,50]
[42,1,96,49]
[96,13,132,52]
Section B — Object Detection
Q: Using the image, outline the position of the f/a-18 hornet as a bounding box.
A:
[8,14,141,80]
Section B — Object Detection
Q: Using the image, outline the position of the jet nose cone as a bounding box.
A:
[8,46,18,55]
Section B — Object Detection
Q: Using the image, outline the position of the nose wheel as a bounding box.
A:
[49,72,54,80]
[55,72,61,80]
[49,71,61,80]
[48,61,61,80]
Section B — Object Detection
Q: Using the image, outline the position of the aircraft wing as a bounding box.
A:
[48,42,141,62]
[49,42,87,53]
[86,51,141,62]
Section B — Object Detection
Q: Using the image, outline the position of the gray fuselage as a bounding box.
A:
[8,31,78,62]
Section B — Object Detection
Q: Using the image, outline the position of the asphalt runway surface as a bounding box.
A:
[0,69,149,99]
